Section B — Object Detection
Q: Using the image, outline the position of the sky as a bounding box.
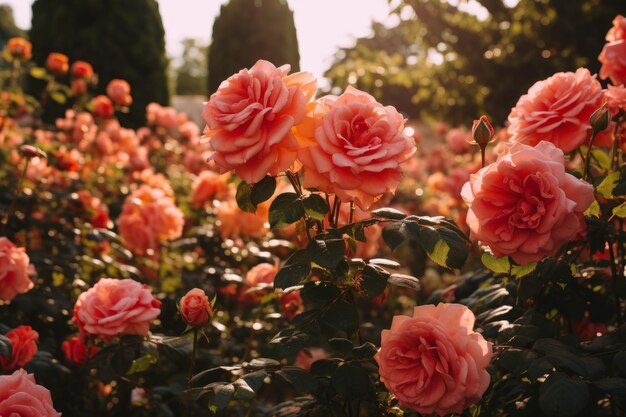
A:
[3,0,395,87]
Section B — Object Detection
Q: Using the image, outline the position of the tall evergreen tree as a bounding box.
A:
[208,0,300,95]
[29,0,169,127]
[0,4,25,47]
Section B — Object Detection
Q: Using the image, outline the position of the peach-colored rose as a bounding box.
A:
[91,95,114,119]
[605,84,626,115]
[507,68,604,153]
[180,288,213,326]
[191,171,230,208]
[375,303,492,416]
[294,348,328,371]
[71,60,94,79]
[239,262,277,304]
[462,141,594,264]
[445,128,472,155]
[7,37,32,60]
[203,59,316,184]
[215,196,269,240]
[0,326,38,371]
[73,278,161,337]
[62,336,99,365]
[45,52,69,75]
[0,237,33,301]
[297,86,416,210]
[599,15,626,86]
[106,79,132,106]
[117,185,184,256]
[0,369,61,417]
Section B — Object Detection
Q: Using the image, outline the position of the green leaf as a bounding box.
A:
[250,175,276,206]
[593,377,626,398]
[597,171,620,199]
[360,264,389,297]
[539,372,589,417]
[613,203,626,218]
[213,383,235,409]
[276,366,319,393]
[127,354,157,375]
[0,335,11,358]
[511,262,537,278]
[274,249,311,289]
[352,342,378,360]
[29,67,47,79]
[233,378,257,400]
[242,370,268,392]
[269,192,305,228]
[244,358,280,371]
[584,200,600,218]
[382,221,413,250]
[50,91,66,104]
[302,194,329,221]
[235,181,256,213]
[329,338,354,354]
[307,238,345,269]
[322,300,359,333]
[419,225,467,269]
[331,364,373,399]
[481,252,511,274]
[372,207,407,220]
[388,273,421,291]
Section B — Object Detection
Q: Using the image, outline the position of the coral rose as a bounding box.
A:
[297,86,416,210]
[180,288,214,327]
[462,141,594,264]
[73,278,161,337]
[91,95,114,119]
[62,336,99,365]
[203,59,316,184]
[599,15,626,86]
[215,197,269,240]
[0,237,33,301]
[0,326,39,371]
[191,170,230,208]
[45,52,69,75]
[7,37,32,60]
[605,84,626,115]
[71,60,94,79]
[106,79,132,106]
[0,369,61,417]
[375,303,492,416]
[507,68,603,153]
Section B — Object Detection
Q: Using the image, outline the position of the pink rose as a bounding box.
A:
[203,59,316,184]
[445,128,472,155]
[375,303,492,416]
[73,278,161,337]
[605,84,626,115]
[507,68,604,153]
[0,326,39,371]
[62,336,99,365]
[191,171,230,208]
[106,79,132,106]
[599,15,626,86]
[462,141,594,264]
[180,288,214,327]
[297,86,416,210]
[0,237,33,301]
[0,369,61,417]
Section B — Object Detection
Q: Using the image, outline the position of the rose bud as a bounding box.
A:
[71,60,94,79]
[180,288,214,327]
[589,104,611,136]
[7,37,32,60]
[19,145,47,159]
[45,52,69,75]
[470,115,495,147]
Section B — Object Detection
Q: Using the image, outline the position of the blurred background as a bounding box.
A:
[0,0,622,127]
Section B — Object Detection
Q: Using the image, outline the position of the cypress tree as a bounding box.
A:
[208,0,300,95]
[29,0,169,127]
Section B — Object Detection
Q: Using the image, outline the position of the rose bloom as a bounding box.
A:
[215,197,269,240]
[73,278,161,337]
[599,15,626,86]
[191,170,230,208]
[375,303,493,416]
[62,336,99,365]
[91,95,115,119]
[45,52,69,75]
[0,369,61,417]
[445,128,472,155]
[507,68,604,153]
[297,86,416,210]
[0,326,39,371]
[0,237,33,301]
[71,60,94,79]
[462,141,594,264]
[203,59,316,184]
[7,37,32,60]
[239,262,278,304]
[605,84,626,115]
[106,79,132,106]
[180,288,214,327]
[280,290,303,319]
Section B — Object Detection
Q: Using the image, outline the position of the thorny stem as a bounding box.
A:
[480,147,486,168]
[185,327,199,417]
[583,131,599,181]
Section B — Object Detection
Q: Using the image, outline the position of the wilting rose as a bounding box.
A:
[73,278,161,338]
[0,369,61,417]
[61,336,99,365]
[203,59,316,183]
[0,237,33,301]
[71,60,94,79]
[45,52,69,75]
[7,37,32,60]
[91,95,114,119]
[297,86,416,210]
[191,170,230,208]
[375,303,493,416]
[599,15,626,86]
[462,141,594,264]
[507,68,604,153]
[180,288,214,327]
[106,79,132,106]
[0,326,39,371]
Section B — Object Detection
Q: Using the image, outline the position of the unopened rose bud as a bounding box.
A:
[470,115,495,147]
[71,61,94,79]
[589,105,611,135]
[180,288,214,327]
[19,145,47,159]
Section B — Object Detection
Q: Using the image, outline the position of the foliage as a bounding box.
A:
[0,5,25,46]
[208,0,300,95]
[174,38,208,96]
